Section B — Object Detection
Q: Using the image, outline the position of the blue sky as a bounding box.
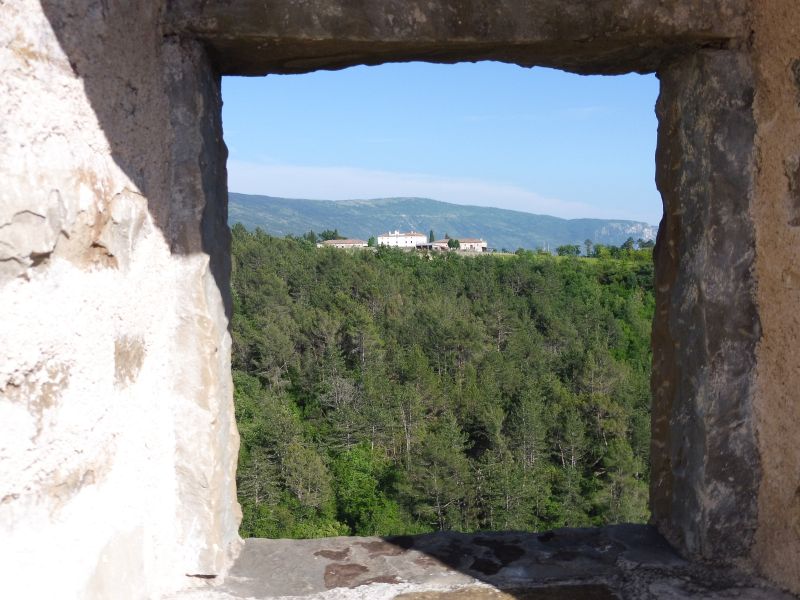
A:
[222,62,662,224]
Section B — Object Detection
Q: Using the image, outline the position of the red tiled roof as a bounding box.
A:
[433,238,485,244]
[322,239,367,245]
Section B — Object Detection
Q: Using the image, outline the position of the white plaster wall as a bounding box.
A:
[377,233,427,247]
[0,2,241,598]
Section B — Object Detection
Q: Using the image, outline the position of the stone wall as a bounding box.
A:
[0,2,240,598]
[2,0,799,598]
[751,0,800,591]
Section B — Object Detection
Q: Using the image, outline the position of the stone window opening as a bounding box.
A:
[5,2,797,598]
[222,61,661,543]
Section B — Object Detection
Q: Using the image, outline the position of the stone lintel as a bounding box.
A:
[166,0,750,75]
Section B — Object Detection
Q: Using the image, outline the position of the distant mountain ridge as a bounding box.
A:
[228,193,658,251]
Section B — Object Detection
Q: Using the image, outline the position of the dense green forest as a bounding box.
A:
[231,224,655,539]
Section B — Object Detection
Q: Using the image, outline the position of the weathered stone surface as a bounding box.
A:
[168,0,749,76]
[164,527,793,599]
[395,587,617,600]
[0,1,240,599]
[751,0,800,592]
[4,0,800,598]
[650,50,761,561]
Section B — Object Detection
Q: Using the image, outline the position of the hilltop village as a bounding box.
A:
[317,229,490,252]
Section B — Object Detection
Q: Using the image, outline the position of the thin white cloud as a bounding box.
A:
[462,106,606,123]
[227,160,620,220]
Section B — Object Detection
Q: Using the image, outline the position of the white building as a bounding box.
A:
[458,238,488,252]
[377,230,427,248]
[318,238,368,249]
[429,237,488,252]
[428,239,451,251]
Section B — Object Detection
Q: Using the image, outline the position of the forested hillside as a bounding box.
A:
[231,224,654,538]
[229,193,657,251]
